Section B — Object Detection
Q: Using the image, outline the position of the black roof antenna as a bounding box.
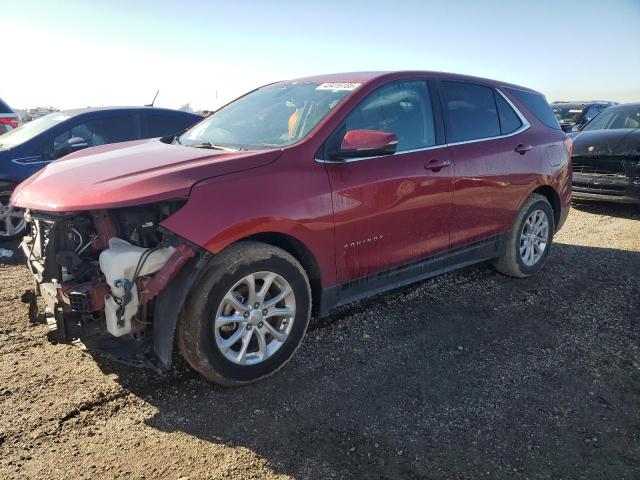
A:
[146,89,159,107]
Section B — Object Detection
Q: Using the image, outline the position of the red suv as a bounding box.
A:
[14,71,572,385]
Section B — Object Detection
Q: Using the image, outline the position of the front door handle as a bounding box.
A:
[424,159,451,172]
[515,144,533,155]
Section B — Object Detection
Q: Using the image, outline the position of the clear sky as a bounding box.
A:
[2,0,639,110]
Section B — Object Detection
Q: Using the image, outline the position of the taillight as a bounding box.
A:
[563,138,573,157]
[0,117,19,129]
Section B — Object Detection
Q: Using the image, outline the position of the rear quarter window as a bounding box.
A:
[494,91,523,134]
[505,88,560,130]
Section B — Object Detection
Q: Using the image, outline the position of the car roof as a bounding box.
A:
[606,102,640,109]
[282,71,542,95]
[551,101,615,107]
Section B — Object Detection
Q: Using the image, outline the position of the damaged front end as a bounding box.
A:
[572,154,640,203]
[21,202,208,371]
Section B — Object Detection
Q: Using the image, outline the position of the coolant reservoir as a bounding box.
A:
[99,237,175,337]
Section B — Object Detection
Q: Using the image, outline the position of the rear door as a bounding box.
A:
[322,79,454,283]
[439,80,539,248]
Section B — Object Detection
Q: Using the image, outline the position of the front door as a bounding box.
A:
[322,79,454,284]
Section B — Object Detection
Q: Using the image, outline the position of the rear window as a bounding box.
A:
[0,98,13,114]
[506,88,560,130]
[552,105,585,123]
[441,81,501,143]
[146,113,197,138]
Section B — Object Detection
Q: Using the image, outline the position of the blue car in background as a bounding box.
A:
[0,106,201,239]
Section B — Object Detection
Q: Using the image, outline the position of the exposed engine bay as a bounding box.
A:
[21,201,199,369]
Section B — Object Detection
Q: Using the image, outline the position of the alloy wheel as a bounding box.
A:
[214,271,296,365]
[0,195,25,238]
[519,209,549,266]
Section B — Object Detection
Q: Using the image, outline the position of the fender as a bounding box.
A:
[159,156,337,288]
[152,249,212,369]
[517,176,569,232]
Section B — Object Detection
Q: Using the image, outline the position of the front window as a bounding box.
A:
[552,105,585,124]
[340,80,435,152]
[48,115,136,155]
[582,105,640,131]
[178,82,359,150]
[0,112,72,148]
[583,105,601,121]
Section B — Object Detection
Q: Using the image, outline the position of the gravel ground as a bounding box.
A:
[0,202,639,479]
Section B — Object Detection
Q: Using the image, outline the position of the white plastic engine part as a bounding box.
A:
[99,237,175,337]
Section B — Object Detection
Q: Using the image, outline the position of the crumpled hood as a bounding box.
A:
[12,138,281,211]
[571,128,640,157]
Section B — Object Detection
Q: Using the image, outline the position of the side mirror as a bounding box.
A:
[330,129,398,160]
[53,136,90,159]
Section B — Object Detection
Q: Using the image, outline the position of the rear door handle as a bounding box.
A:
[515,144,533,155]
[424,159,451,172]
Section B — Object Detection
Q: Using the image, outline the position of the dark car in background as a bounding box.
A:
[551,101,617,132]
[0,106,201,239]
[569,102,640,203]
[0,97,20,135]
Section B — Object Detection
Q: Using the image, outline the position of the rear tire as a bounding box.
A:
[177,241,311,385]
[494,193,555,278]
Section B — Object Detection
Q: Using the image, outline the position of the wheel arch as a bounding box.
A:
[243,231,323,316]
[154,230,325,371]
[531,184,561,230]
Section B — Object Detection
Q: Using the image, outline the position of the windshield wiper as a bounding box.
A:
[188,142,239,152]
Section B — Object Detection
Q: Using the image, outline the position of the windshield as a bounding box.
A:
[0,112,72,147]
[552,105,584,123]
[179,82,359,150]
[582,105,640,131]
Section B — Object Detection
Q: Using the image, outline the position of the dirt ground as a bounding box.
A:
[1,201,639,479]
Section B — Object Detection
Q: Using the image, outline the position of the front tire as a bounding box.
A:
[0,186,26,241]
[177,241,311,385]
[494,193,555,278]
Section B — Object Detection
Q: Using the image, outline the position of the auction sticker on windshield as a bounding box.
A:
[316,82,361,91]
